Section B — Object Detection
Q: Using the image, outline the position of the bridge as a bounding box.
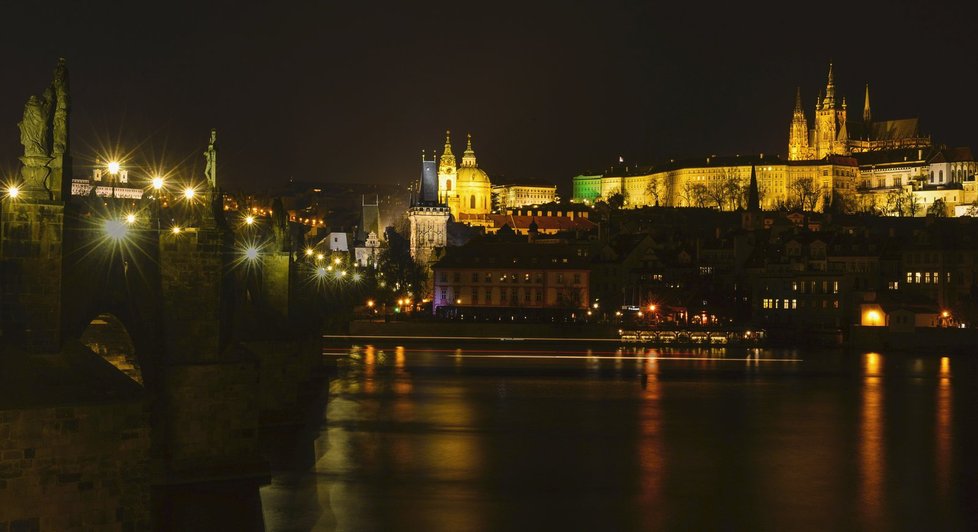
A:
[0,61,324,529]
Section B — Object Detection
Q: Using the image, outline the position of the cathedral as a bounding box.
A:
[437,130,493,220]
[788,63,931,161]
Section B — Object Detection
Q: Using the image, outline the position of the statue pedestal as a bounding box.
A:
[18,155,54,201]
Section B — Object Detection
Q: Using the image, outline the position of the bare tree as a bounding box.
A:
[927,198,949,217]
[789,177,822,211]
[645,178,661,207]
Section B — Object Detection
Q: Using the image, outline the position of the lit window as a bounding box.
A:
[933,272,939,284]
[791,299,797,309]
[915,272,921,284]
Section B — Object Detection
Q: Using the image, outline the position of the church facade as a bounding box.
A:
[437,131,493,220]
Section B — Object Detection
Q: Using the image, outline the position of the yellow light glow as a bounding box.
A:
[334,257,342,265]
[245,215,255,225]
[104,219,127,240]
[865,310,882,326]
[245,247,259,260]
[107,161,121,175]
[316,253,324,261]
[151,176,164,190]
[171,226,181,234]
[455,299,462,304]
[316,267,327,277]
[367,300,375,308]
[941,310,950,318]
[305,248,314,256]
[649,304,657,312]
[183,187,195,200]
[7,186,20,199]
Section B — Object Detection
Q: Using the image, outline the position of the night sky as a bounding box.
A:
[1,1,976,192]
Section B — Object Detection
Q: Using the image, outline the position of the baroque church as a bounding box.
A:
[437,130,493,220]
[788,63,931,160]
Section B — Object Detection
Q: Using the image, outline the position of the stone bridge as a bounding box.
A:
[0,61,322,530]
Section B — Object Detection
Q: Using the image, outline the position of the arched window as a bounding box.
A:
[470,195,476,209]
[446,179,452,191]
[939,170,944,182]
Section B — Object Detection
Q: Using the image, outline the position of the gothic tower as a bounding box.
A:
[813,63,848,159]
[410,154,450,265]
[788,87,810,161]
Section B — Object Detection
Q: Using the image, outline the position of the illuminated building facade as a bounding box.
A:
[437,131,492,220]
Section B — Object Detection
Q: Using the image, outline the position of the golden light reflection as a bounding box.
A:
[363,345,376,394]
[859,352,884,528]
[936,356,952,498]
[637,354,663,530]
[393,346,412,396]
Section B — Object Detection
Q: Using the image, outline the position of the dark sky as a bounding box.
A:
[1,1,976,191]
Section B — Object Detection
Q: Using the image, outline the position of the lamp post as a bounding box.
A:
[151,175,165,231]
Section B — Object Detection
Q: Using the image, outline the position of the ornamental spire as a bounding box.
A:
[793,87,803,115]
[461,132,477,167]
[823,62,836,108]
[863,83,872,123]
[439,129,456,170]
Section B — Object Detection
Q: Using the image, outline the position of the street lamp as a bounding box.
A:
[245,246,259,261]
[151,176,164,191]
[6,185,20,199]
[125,213,136,225]
[245,215,255,225]
[107,161,121,175]
[183,187,196,200]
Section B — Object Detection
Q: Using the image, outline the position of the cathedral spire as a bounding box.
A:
[793,87,803,114]
[442,130,453,157]
[863,83,871,123]
[823,62,836,108]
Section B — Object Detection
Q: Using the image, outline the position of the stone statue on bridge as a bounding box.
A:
[204,128,217,190]
[16,58,70,200]
[18,94,50,159]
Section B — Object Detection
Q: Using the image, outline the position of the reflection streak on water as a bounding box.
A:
[860,352,884,529]
[937,356,952,499]
[637,355,663,530]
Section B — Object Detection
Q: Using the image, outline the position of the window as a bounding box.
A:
[535,289,542,303]
[453,272,460,283]
[470,195,476,209]
[915,272,921,284]
[573,273,581,284]
[501,289,508,303]
[485,272,492,283]
[472,288,479,304]
[440,287,447,301]
[792,282,798,292]
[906,272,913,284]
[472,272,479,283]
[524,288,531,302]
[888,281,899,290]
[535,273,544,283]
[446,179,452,191]
[933,271,939,284]
[925,272,931,284]
[557,273,565,284]
[511,288,518,302]
[791,299,797,309]
[485,289,492,304]
[439,272,447,283]
[833,281,838,294]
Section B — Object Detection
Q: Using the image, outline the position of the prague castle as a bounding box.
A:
[573,64,976,216]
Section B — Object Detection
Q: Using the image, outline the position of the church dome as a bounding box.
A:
[456,133,491,185]
[457,165,490,184]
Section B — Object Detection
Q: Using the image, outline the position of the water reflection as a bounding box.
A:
[258,345,975,531]
[936,356,951,500]
[860,352,885,529]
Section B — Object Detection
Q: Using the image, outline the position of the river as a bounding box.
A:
[258,342,977,531]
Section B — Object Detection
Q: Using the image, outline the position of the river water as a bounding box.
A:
[259,343,978,531]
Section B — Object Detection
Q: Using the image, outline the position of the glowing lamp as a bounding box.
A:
[316,267,327,277]
[245,247,259,260]
[151,176,164,190]
[183,187,195,200]
[125,213,136,225]
[107,161,121,175]
[305,248,314,256]
[649,304,657,312]
[104,219,127,240]
[171,226,182,234]
[7,186,20,199]
[366,300,375,308]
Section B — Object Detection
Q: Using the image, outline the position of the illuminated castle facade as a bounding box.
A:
[788,63,931,161]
